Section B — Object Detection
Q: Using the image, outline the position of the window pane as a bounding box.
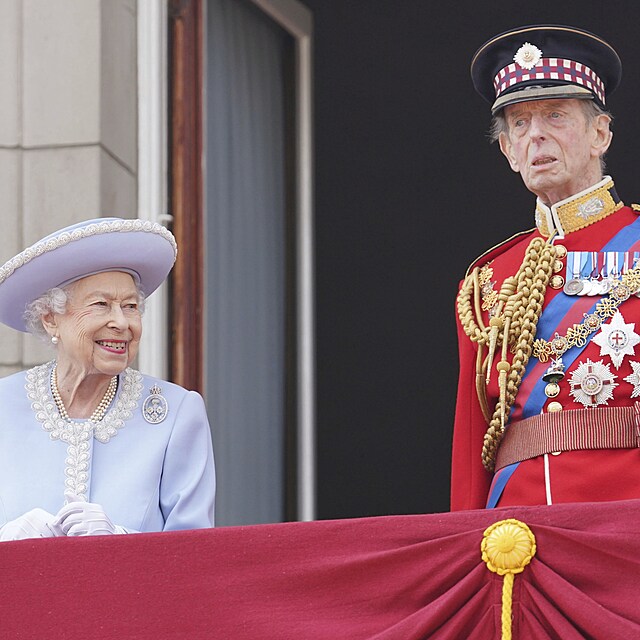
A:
[205,0,292,525]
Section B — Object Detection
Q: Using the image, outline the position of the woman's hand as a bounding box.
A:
[51,498,128,536]
[0,508,58,540]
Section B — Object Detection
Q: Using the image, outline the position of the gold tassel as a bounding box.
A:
[475,347,491,424]
[485,316,504,385]
[497,360,510,431]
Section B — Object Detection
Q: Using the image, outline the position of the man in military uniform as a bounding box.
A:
[451,25,640,510]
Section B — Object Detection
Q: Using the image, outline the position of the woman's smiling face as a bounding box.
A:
[46,271,143,377]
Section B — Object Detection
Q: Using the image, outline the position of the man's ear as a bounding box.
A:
[591,113,613,159]
[498,131,519,172]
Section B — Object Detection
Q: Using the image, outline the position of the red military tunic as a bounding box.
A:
[451,177,640,510]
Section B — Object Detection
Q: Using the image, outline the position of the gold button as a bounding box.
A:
[549,275,565,290]
[545,382,560,398]
[553,259,564,273]
[554,244,567,259]
[547,401,563,413]
[551,451,562,456]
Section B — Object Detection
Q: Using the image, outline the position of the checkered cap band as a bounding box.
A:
[493,57,606,105]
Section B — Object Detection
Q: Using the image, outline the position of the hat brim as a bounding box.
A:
[491,83,594,114]
[0,218,177,332]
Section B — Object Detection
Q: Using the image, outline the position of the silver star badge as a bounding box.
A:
[591,310,640,368]
[624,361,640,398]
[569,359,617,408]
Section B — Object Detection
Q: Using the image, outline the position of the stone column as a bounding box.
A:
[0,0,138,372]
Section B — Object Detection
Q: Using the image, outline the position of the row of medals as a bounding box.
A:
[549,248,640,296]
[544,247,638,409]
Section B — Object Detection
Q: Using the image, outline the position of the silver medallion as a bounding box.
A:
[596,279,612,295]
[564,251,584,296]
[563,278,584,295]
[142,384,169,424]
[577,279,592,296]
[587,278,601,296]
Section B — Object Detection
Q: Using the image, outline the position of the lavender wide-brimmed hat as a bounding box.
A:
[0,217,177,332]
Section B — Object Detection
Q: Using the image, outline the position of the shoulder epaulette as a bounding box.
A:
[464,228,536,277]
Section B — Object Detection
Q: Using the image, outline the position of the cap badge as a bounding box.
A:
[513,42,543,70]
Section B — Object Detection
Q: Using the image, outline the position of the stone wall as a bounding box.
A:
[0,0,137,374]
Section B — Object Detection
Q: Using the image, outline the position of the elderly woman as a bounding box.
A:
[0,218,215,539]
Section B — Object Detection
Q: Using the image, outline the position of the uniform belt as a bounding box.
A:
[495,404,640,471]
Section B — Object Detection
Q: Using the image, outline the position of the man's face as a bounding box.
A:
[498,98,612,205]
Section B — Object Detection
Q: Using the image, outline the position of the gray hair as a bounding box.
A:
[24,287,70,340]
[489,99,613,169]
[23,280,146,341]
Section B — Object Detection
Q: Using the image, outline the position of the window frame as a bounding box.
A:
[168,0,316,521]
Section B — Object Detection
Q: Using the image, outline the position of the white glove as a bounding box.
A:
[52,499,127,536]
[0,508,58,541]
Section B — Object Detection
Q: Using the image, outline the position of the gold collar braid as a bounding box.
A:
[535,177,622,238]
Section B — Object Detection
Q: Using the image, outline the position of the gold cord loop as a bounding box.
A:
[457,236,556,471]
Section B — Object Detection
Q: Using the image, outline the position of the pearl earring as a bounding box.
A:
[51,336,59,345]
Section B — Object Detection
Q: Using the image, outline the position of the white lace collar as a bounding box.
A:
[26,360,143,444]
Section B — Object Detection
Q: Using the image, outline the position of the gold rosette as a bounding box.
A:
[481,519,537,639]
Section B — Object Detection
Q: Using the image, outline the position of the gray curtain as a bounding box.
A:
[205,0,289,526]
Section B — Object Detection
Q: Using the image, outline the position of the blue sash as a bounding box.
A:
[486,216,640,508]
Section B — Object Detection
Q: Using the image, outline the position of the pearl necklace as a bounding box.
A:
[51,365,118,424]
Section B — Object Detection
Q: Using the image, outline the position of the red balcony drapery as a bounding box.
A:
[1,499,638,639]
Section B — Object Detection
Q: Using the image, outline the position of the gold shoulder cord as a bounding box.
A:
[457,236,556,472]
